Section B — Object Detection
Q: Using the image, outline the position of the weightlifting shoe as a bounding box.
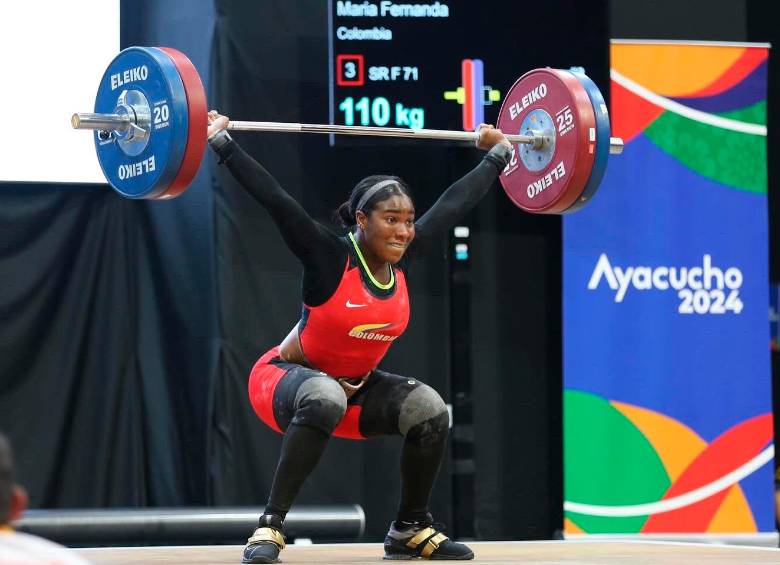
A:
[242,514,285,564]
[383,513,473,560]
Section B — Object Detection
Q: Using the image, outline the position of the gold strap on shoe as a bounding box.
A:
[406,527,449,558]
[420,532,448,558]
[246,526,286,549]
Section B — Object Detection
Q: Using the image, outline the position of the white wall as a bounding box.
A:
[0,1,120,184]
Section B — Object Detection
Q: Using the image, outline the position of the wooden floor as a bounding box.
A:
[75,540,780,564]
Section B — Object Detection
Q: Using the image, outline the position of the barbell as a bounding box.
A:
[72,46,623,213]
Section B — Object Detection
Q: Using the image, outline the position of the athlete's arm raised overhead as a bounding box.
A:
[413,125,512,241]
[207,111,344,270]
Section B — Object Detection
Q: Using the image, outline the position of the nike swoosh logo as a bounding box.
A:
[346,300,367,308]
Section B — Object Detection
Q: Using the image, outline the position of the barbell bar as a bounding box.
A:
[73,113,624,153]
[72,46,623,211]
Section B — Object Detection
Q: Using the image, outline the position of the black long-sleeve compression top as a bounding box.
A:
[212,136,511,306]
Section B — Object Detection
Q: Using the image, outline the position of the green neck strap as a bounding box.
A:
[349,232,394,290]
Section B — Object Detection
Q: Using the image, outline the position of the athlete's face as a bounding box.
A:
[360,194,416,264]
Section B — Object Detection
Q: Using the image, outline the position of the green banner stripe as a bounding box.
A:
[644,111,767,194]
[715,100,766,126]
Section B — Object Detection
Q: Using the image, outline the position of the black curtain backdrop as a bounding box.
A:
[0,184,215,507]
[1,0,613,544]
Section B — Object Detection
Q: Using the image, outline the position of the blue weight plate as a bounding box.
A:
[94,46,189,199]
[562,69,610,213]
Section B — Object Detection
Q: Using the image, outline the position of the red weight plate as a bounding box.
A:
[496,69,596,214]
[154,47,208,200]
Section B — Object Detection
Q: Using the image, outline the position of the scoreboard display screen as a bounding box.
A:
[327,1,525,142]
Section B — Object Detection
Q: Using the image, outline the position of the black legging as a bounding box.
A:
[262,366,450,524]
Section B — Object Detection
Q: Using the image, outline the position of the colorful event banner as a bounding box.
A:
[563,41,774,535]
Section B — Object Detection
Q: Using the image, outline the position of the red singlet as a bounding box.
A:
[299,252,410,378]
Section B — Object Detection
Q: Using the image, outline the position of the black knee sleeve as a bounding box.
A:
[405,409,449,447]
[399,384,450,447]
[290,378,347,435]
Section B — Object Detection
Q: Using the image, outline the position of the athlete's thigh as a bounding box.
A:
[354,369,437,438]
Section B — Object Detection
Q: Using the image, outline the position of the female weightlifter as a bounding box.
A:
[207,110,512,563]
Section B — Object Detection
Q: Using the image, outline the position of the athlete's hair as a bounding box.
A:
[335,175,413,227]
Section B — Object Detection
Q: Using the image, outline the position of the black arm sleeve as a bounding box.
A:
[214,136,338,262]
[212,134,347,305]
[413,143,512,242]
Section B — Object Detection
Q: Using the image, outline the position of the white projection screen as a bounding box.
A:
[0,1,119,184]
